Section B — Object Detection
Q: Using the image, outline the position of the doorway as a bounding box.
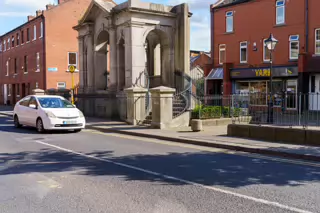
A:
[309,75,320,110]
[22,83,26,98]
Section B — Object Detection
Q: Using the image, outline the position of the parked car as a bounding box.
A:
[13,95,86,133]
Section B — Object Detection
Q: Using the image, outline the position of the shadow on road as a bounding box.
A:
[0,148,319,188]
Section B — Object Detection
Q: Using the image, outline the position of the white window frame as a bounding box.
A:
[33,25,37,41]
[7,38,10,50]
[219,44,226,65]
[276,0,285,25]
[67,52,78,71]
[289,35,299,60]
[316,29,320,55]
[226,11,233,33]
[57,82,66,89]
[11,36,14,48]
[36,52,40,72]
[17,33,20,46]
[0,43,2,52]
[263,39,271,62]
[3,41,6,51]
[40,22,43,38]
[6,60,9,76]
[240,41,248,63]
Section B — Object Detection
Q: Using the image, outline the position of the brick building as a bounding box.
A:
[0,0,91,105]
[210,0,320,110]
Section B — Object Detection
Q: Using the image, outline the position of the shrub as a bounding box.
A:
[191,104,241,119]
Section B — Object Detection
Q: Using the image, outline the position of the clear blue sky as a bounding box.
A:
[0,0,213,51]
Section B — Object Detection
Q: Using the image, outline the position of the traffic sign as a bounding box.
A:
[68,65,76,73]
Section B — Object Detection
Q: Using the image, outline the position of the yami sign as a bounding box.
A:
[230,67,298,79]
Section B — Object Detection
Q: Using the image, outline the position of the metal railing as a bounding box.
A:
[192,92,320,128]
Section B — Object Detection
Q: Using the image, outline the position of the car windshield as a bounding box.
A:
[38,97,74,108]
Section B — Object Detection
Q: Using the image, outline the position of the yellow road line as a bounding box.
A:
[84,129,320,168]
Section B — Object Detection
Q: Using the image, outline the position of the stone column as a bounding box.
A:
[86,34,95,90]
[109,28,117,91]
[78,36,84,87]
[124,86,148,125]
[150,86,176,129]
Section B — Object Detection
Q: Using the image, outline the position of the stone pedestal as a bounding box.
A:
[124,86,148,125]
[33,89,45,95]
[150,86,176,129]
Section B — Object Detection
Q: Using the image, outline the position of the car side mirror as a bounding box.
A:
[29,104,37,109]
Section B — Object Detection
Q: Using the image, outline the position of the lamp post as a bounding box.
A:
[264,33,278,124]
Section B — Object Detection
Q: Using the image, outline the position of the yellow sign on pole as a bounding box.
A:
[68,65,76,105]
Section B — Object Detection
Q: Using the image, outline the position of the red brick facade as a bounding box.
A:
[210,0,320,96]
[0,0,91,105]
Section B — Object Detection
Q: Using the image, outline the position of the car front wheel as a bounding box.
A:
[36,118,45,133]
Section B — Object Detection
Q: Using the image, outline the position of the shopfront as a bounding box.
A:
[230,66,298,109]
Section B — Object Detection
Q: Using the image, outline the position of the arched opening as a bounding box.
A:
[145,29,170,88]
[95,31,110,90]
[118,38,126,90]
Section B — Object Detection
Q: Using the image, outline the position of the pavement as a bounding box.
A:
[1,107,320,162]
[0,114,319,213]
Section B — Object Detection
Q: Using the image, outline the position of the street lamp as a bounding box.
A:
[264,33,278,124]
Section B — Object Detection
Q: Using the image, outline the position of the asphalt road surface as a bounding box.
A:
[0,115,319,213]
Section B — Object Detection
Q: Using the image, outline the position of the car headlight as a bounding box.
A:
[45,111,56,118]
[78,110,84,118]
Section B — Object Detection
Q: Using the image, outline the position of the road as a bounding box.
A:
[0,115,319,213]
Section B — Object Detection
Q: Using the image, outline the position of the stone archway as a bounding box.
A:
[144,29,171,88]
[95,30,110,90]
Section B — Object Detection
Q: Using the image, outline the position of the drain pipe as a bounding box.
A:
[305,0,309,52]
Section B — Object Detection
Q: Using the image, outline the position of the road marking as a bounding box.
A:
[86,130,320,168]
[34,140,312,213]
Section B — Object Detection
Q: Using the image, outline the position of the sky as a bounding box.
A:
[0,0,215,51]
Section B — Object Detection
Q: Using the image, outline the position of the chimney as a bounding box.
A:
[27,15,35,21]
[46,4,54,10]
[36,10,43,17]
[57,0,66,4]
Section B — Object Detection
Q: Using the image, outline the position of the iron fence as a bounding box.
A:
[192,93,320,127]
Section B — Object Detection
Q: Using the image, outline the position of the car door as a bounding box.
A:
[16,96,31,124]
[25,96,39,126]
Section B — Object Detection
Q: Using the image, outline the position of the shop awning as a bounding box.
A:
[206,68,223,80]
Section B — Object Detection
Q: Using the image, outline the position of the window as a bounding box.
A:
[8,84,12,96]
[40,22,43,38]
[14,58,18,74]
[29,97,38,108]
[21,30,24,44]
[240,41,248,63]
[263,39,271,62]
[24,55,28,73]
[6,60,9,76]
[33,25,36,40]
[17,33,20,45]
[219,44,226,65]
[289,35,299,60]
[17,84,20,97]
[68,52,78,69]
[226,11,233,33]
[36,52,40,71]
[0,43,2,52]
[57,82,66,89]
[19,96,31,107]
[316,29,320,55]
[35,82,39,89]
[11,36,14,47]
[276,0,285,25]
[286,80,297,109]
[7,38,10,49]
[27,28,30,42]
[3,41,6,51]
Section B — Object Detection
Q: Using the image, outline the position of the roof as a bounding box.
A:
[206,68,224,80]
[190,55,200,64]
[213,0,252,9]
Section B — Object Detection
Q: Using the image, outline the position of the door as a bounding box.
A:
[3,84,7,105]
[309,75,320,110]
[17,96,31,124]
[25,96,39,126]
[22,83,26,98]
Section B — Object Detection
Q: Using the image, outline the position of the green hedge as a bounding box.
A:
[192,105,240,119]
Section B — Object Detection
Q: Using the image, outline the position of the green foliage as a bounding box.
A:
[192,104,241,119]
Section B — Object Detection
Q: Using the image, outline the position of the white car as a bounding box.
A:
[13,95,86,133]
